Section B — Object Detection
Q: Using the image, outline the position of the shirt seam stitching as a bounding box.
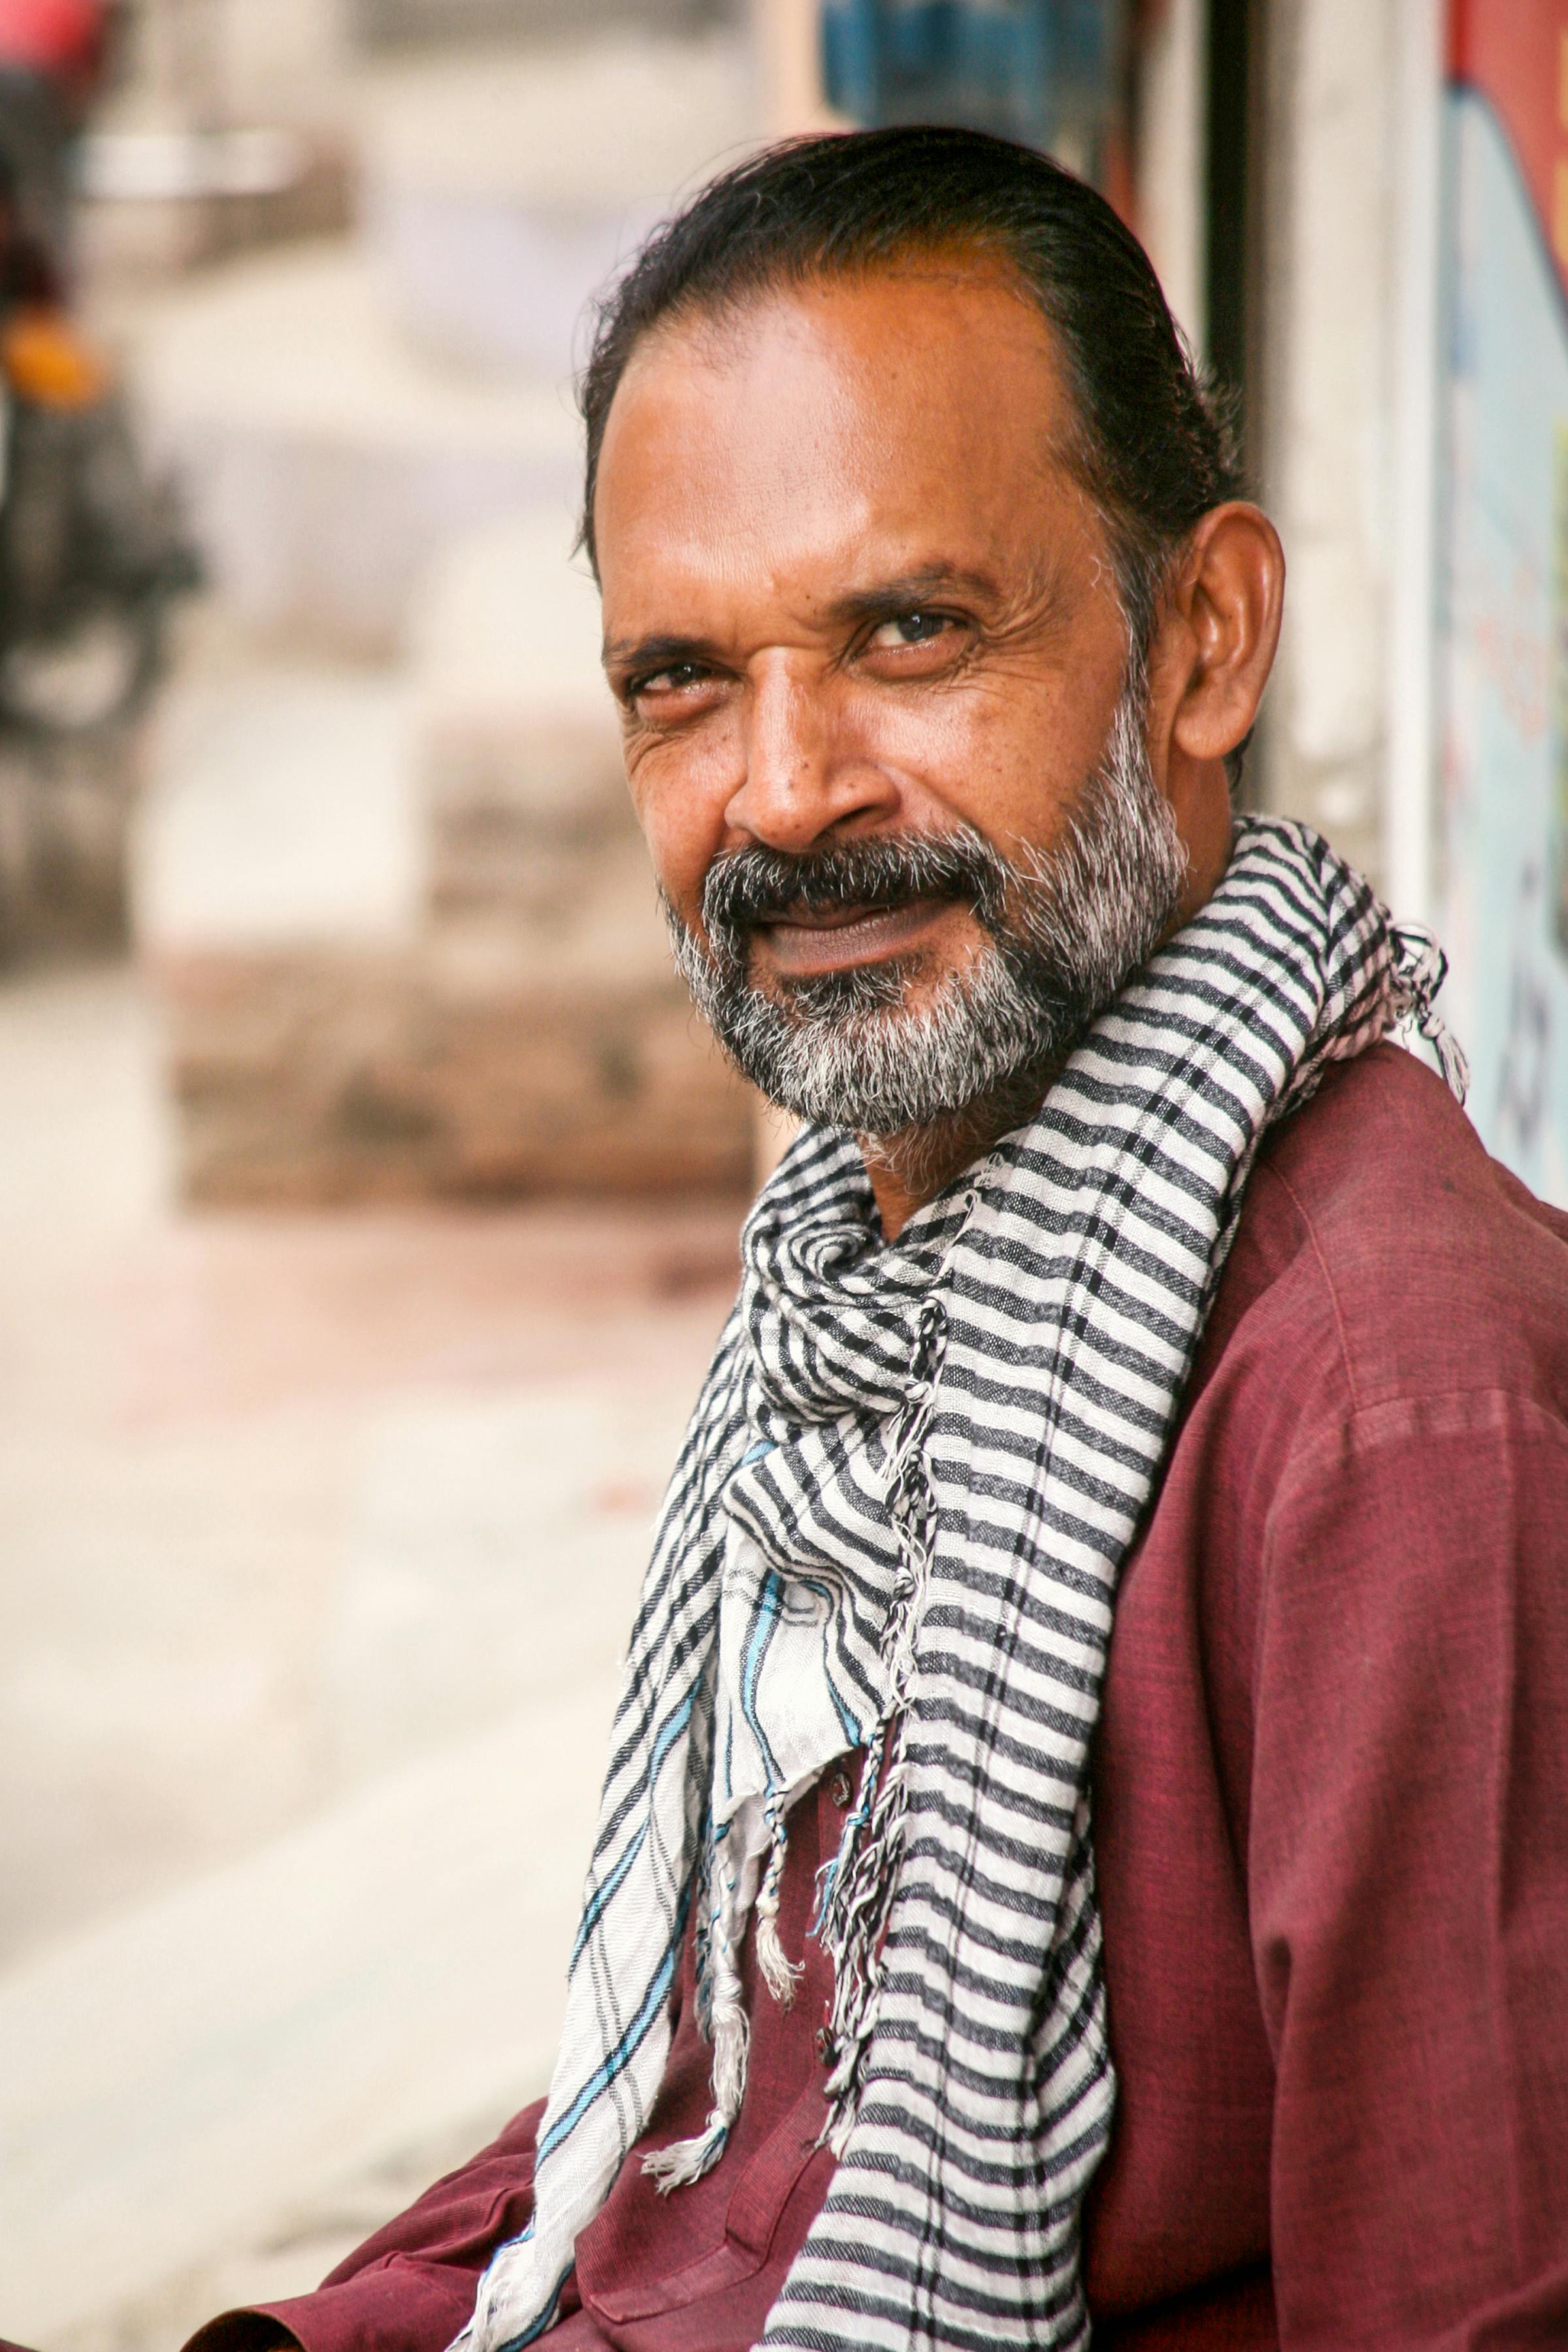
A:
[1256,1162,1361,1414]
[1268,1384,1568,1505]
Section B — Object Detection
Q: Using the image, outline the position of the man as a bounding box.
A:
[188,128,1568,2352]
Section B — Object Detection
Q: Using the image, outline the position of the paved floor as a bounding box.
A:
[0,956,741,2344]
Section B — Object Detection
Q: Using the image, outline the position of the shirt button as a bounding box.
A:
[830,1769,852,1808]
[815,2025,833,2063]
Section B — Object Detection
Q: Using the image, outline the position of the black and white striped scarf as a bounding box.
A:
[454,815,1463,2352]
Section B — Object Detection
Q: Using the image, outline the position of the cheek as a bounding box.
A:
[624,728,738,914]
[840,671,1085,836]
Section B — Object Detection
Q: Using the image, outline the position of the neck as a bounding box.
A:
[859,1067,1058,1239]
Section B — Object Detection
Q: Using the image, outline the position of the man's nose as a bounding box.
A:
[725,656,897,851]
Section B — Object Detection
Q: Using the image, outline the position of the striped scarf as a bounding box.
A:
[454,816,1463,2352]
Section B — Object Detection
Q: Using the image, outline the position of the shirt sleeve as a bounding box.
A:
[181,2100,546,2352]
[1249,1386,1568,2349]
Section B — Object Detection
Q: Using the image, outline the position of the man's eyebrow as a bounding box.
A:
[600,630,719,675]
[821,565,1006,628]
[601,566,1009,674]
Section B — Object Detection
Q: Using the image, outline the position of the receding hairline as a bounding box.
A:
[591,240,1098,554]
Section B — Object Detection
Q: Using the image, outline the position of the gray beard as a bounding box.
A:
[662,683,1188,1143]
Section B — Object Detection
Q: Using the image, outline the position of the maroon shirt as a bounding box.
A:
[186,1045,1568,2352]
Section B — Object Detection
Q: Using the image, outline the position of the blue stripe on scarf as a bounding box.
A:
[740,1568,785,1784]
[569,1691,696,1968]
[540,1877,693,2166]
[793,1573,863,1748]
[493,2261,574,2352]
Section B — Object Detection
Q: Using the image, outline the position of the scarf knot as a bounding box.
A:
[742,1137,969,1430]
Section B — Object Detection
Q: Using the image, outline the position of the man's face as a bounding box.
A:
[593,264,1184,1134]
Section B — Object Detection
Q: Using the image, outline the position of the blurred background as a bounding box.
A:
[0,0,1561,2340]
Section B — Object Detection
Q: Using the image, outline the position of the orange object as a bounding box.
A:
[1,303,109,407]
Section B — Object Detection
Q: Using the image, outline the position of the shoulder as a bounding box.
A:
[1205,1041,1568,1429]
[1141,1047,1568,1846]
[1108,1045,1568,1870]
[1166,1042,1568,1603]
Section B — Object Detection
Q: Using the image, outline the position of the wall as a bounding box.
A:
[1247,0,1407,889]
[1135,0,1206,356]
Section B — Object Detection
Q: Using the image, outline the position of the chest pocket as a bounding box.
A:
[578,2074,832,2327]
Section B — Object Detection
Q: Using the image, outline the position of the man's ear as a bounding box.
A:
[1163,502,1285,766]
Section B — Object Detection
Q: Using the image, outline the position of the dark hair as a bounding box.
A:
[578,123,1242,661]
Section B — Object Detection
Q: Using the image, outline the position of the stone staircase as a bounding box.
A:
[123,33,762,1207]
[125,34,757,650]
[135,509,753,1206]
[127,244,584,657]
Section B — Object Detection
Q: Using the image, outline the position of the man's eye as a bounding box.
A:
[868,611,954,650]
[633,662,707,698]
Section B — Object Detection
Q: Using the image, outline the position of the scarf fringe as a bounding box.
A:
[812,1296,947,2143]
[815,1714,911,2149]
[755,1810,804,2007]
[1390,921,1470,1102]
[642,1989,749,2193]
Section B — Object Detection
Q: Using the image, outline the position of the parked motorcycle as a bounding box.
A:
[0,302,200,742]
[0,2,197,744]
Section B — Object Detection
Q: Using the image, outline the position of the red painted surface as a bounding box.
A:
[1450,0,1568,302]
[0,0,107,86]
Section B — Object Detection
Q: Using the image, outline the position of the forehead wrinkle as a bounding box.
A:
[596,257,1086,547]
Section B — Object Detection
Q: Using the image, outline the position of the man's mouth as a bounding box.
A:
[696,829,1006,990]
[755,895,956,979]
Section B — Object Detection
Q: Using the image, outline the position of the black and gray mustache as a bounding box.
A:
[699,828,1010,965]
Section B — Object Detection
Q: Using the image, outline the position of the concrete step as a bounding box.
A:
[360,0,730,42]
[51,2107,512,2352]
[133,536,751,1203]
[355,33,759,376]
[0,1678,619,2344]
[411,506,632,930]
[135,650,423,955]
[124,243,583,654]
